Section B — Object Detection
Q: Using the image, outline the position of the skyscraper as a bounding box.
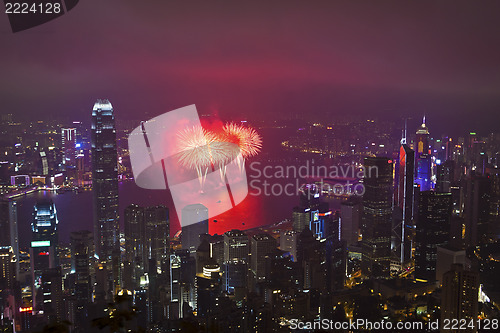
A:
[436,160,455,193]
[70,230,93,297]
[415,191,452,281]
[30,240,56,311]
[0,200,18,278]
[340,200,361,246]
[440,264,479,333]
[415,117,432,191]
[296,228,323,289]
[31,200,59,313]
[124,204,170,285]
[0,246,16,290]
[250,233,276,282]
[292,206,311,233]
[196,261,221,317]
[124,204,146,284]
[32,200,59,273]
[224,230,249,263]
[69,230,93,332]
[32,200,59,245]
[41,267,64,323]
[144,205,169,270]
[223,260,247,295]
[463,175,491,246]
[91,99,119,260]
[279,230,298,262]
[181,204,208,254]
[169,249,195,319]
[436,246,470,284]
[61,127,77,167]
[361,157,393,278]
[394,129,415,265]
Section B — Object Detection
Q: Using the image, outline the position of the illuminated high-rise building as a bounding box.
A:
[169,249,195,319]
[436,160,455,192]
[464,131,478,168]
[0,246,16,290]
[31,199,59,312]
[70,230,93,332]
[292,206,311,232]
[415,117,432,191]
[394,126,415,265]
[32,200,59,245]
[124,204,146,284]
[30,240,56,312]
[222,229,250,303]
[124,204,170,284]
[440,264,479,332]
[279,230,298,262]
[250,233,276,282]
[0,200,18,278]
[144,205,169,270]
[40,151,49,175]
[196,262,221,318]
[361,157,393,278]
[61,127,77,167]
[415,191,452,281]
[224,230,249,263]
[70,230,94,276]
[292,190,330,239]
[170,254,181,304]
[91,99,119,260]
[32,200,59,270]
[41,267,64,323]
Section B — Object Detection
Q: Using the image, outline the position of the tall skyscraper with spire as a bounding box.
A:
[394,121,415,266]
[415,116,432,191]
[91,99,119,260]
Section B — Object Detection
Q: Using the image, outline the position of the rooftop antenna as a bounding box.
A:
[401,118,407,145]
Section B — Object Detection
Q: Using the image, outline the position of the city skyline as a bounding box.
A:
[1,1,500,332]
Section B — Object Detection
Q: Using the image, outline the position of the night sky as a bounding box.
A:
[1,1,500,134]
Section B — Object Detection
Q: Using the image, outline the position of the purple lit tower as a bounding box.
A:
[415,117,432,191]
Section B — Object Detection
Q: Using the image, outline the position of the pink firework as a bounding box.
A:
[222,123,262,158]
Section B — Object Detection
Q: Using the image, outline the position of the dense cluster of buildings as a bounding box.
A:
[0,102,499,332]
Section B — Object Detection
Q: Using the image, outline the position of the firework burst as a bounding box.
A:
[222,123,262,158]
[175,122,262,188]
[176,125,216,169]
